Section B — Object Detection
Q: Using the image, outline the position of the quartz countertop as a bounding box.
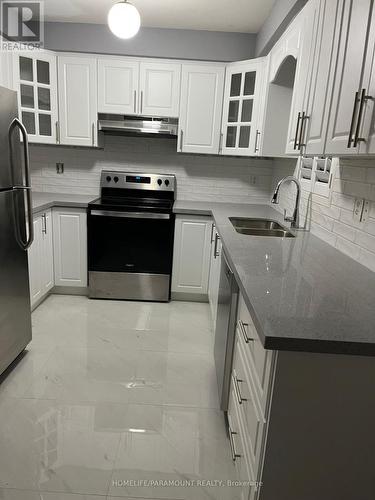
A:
[32,192,96,214]
[174,200,375,356]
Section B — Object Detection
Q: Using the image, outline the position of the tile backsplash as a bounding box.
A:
[272,158,375,272]
[29,135,274,204]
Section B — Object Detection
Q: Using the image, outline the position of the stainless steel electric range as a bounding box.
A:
[88,170,176,302]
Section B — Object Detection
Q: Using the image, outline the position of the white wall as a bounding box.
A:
[29,135,274,203]
[272,158,375,272]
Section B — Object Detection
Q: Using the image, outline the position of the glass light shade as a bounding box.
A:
[108,1,141,39]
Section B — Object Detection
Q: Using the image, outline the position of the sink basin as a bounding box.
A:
[229,217,295,238]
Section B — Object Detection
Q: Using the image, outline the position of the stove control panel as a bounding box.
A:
[100,171,175,192]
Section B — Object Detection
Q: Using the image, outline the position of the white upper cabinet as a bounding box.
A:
[13,51,58,144]
[179,63,225,154]
[303,0,343,155]
[284,0,320,155]
[139,61,181,117]
[98,57,139,115]
[58,55,98,147]
[325,0,373,155]
[221,58,266,156]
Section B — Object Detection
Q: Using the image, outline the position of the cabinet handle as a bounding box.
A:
[219,132,223,154]
[214,232,220,258]
[210,223,215,243]
[293,112,302,150]
[140,90,143,114]
[254,130,260,153]
[228,425,241,461]
[134,90,137,113]
[354,88,373,148]
[347,91,360,148]
[232,372,247,405]
[92,122,95,147]
[55,121,60,144]
[42,213,47,234]
[298,112,309,151]
[179,129,184,152]
[238,319,253,344]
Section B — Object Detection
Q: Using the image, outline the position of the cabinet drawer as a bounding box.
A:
[228,387,257,500]
[232,330,265,471]
[237,294,274,412]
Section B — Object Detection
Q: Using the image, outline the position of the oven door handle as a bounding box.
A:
[90,210,171,220]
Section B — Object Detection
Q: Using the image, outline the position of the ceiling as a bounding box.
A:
[43,0,276,33]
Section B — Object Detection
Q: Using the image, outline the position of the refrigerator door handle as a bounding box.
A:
[8,118,34,250]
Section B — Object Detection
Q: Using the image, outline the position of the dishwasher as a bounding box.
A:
[214,250,239,412]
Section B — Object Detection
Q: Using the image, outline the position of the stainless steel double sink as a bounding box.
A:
[230,217,295,238]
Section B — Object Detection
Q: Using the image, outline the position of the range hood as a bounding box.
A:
[98,114,178,137]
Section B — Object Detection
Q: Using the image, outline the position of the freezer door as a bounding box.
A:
[0,190,32,376]
[0,86,20,190]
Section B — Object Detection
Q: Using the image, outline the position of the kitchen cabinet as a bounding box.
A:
[208,224,222,328]
[171,215,212,298]
[284,0,320,155]
[28,210,54,308]
[178,63,225,154]
[221,58,266,156]
[0,39,13,90]
[325,0,374,155]
[12,51,58,144]
[98,57,139,115]
[58,55,98,147]
[139,61,181,117]
[52,208,87,288]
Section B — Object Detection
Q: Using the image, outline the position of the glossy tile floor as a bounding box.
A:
[0,295,238,500]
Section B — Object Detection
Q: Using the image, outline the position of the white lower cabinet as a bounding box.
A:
[208,224,222,328]
[28,210,54,308]
[172,215,212,297]
[52,208,87,287]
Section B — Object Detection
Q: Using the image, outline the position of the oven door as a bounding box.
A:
[88,209,175,301]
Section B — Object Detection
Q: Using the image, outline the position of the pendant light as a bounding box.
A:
[108,1,141,39]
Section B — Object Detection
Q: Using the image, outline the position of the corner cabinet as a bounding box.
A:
[28,210,54,308]
[221,58,266,156]
[52,208,87,288]
[57,55,98,147]
[171,215,212,299]
[178,63,225,154]
[13,51,59,144]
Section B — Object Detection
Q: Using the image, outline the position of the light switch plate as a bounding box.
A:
[361,200,370,223]
[353,198,364,223]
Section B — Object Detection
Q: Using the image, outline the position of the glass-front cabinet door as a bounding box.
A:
[221,59,266,156]
[13,51,58,144]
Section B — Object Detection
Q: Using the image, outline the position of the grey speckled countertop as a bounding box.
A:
[32,192,96,214]
[174,200,375,356]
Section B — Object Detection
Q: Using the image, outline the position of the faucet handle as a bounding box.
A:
[283,209,294,223]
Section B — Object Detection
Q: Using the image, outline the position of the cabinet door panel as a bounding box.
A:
[58,56,97,147]
[208,227,222,329]
[140,62,181,117]
[98,58,139,114]
[325,0,373,155]
[172,216,211,295]
[41,210,54,293]
[53,209,87,287]
[28,216,43,307]
[179,64,225,154]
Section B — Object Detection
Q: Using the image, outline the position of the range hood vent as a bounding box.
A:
[98,114,178,138]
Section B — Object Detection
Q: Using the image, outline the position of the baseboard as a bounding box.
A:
[52,286,88,296]
[171,292,209,302]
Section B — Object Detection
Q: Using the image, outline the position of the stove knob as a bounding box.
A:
[165,179,170,187]
[106,176,112,182]
[114,176,119,183]
[157,179,162,186]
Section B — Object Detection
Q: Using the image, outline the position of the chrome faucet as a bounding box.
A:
[271,176,301,229]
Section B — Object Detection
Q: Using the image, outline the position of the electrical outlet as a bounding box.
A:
[361,200,370,223]
[249,176,257,185]
[353,198,364,223]
[56,162,64,174]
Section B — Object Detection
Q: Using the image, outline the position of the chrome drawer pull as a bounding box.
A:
[228,425,241,462]
[232,372,247,405]
[238,319,254,344]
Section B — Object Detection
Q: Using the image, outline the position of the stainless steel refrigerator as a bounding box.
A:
[0,85,33,376]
